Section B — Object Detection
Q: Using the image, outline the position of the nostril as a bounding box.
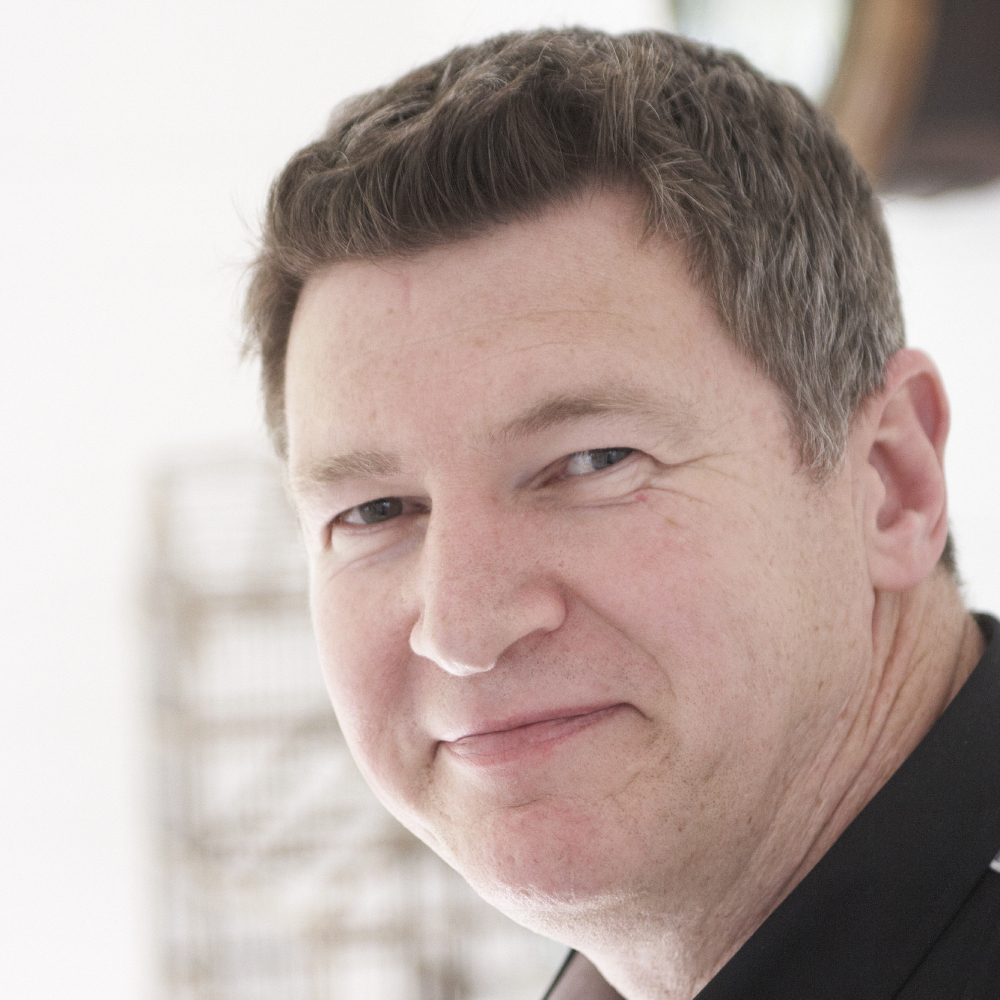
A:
[440,655,497,678]
[408,583,567,677]
[409,614,497,676]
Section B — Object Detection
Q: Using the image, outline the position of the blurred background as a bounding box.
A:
[1,1,998,998]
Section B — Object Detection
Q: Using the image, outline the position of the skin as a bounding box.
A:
[283,189,984,999]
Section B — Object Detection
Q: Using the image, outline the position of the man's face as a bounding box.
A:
[284,190,874,933]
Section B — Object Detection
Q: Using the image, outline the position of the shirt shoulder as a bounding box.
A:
[896,864,1000,1000]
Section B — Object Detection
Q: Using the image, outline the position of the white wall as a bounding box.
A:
[1,3,997,998]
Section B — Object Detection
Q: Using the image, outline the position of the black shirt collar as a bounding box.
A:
[546,614,1000,1000]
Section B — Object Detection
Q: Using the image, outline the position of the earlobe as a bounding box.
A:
[862,349,950,592]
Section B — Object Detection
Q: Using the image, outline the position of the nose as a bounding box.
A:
[408,506,566,677]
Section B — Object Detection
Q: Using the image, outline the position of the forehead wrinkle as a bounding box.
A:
[373,307,638,356]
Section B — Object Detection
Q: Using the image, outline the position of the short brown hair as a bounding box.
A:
[245,28,903,476]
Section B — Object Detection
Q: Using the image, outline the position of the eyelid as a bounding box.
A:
[331,495,428,528]
[525,447,636,491]
[564,447,635,476]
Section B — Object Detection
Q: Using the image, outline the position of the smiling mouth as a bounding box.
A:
[443,704,626,764]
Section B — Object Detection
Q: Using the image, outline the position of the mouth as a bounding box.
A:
[442,704,627,765]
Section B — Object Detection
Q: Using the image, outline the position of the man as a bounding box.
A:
[244,29,1000,999]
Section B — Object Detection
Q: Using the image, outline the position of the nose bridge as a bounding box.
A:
[409,498,565,676]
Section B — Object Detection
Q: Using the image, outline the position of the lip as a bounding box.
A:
[441,704,627,765]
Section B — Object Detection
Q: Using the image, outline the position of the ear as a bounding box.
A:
[857,349,950,592]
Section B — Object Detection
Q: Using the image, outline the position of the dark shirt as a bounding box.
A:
[544,614,1000,1000]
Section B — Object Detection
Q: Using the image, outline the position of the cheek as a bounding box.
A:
[309,570,421,792]
[565,491,850,773]
[572,498,764,669]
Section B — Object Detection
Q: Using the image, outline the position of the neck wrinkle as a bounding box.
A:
[787,571,982,892]
[716,574,978,998]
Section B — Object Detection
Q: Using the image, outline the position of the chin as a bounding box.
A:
[437,794,636,930]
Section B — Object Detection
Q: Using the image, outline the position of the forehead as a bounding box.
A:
[283,189,757,470]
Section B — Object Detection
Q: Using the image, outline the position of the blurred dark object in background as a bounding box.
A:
[674,0,1000,194]
[828,0,1000,193]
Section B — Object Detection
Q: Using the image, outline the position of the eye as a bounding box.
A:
[336,496,405,526]
[564,448,634,476]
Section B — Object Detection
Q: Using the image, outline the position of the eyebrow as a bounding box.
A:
[290,450,403,497]
[290,383,697,497]
[488,383,695,447]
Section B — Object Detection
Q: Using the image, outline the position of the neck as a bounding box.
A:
[584,571,985,1000]
[804,571,984,877]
